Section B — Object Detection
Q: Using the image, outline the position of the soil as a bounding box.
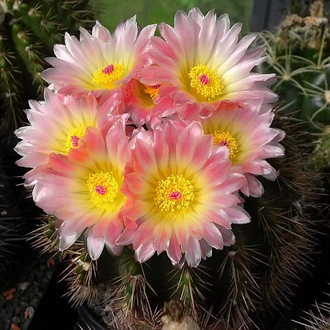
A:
[0,253,56,330]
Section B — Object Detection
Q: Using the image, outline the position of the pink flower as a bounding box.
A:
[117,120,250,267]
[41,19,156,96]
[32,119,132,259]
[139,8,277,120]
[124,79,170,128]
[199,101,285,197]
[15,89,123,185]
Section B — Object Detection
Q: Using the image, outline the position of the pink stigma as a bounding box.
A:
[102,64,114,74]
[169,191,181,200]
[71,135,80,147]
[220,140,229,147]
[199,74,210,85]
[152,85,161,89]
[95,185,106,195]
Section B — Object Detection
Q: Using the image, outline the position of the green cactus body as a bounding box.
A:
[249,3,330,329]
[258,1,330,173]
[0,0,93,140]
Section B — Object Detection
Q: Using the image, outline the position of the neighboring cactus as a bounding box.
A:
[0,0,93,139]
[257,0,330,172]
[250,1,330,329]
[258,4,329,119]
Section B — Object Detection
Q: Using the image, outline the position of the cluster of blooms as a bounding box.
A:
[15,9,284,267]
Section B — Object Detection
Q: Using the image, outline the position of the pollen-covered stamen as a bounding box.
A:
[199,74,210,85]
[95,185,106,195]
[71,135,80,148]
[144,84,161,102]
[102,64,114,74]
[213,130,238,161]
[155,174,194,215]
[189,64,224,101]
[92,63,125,89]
[169,191,181,200]
[87,171,119,210]
[64,126,86,154]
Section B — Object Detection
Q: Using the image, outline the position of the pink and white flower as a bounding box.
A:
[139,8,277,120]
[15,90,123,185]
[32,120,131,259]
[124,79,171,128]
[12,9,285,267]
[41,18,156,96]
[199,101,285,197]
[118,120,250,267]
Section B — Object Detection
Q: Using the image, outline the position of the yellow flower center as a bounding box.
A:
[92,64,125,89]
[188,64,224,101]
[213,130,238,161]
[143,84,160,101]
[86,171,119,211]
[154,174,194,216]
[64,126,86,154]
[134,81,161,108]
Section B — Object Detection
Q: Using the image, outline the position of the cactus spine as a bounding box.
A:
[0,0,94,140]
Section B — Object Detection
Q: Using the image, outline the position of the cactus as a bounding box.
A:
[257,0,330,174]
[31,106,322,330]
[0,0,94,140]
[18,4,328,330]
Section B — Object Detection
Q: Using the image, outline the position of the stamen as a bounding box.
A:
[64,126,86,154]
[92,63,125,89]
[144,84,161,101]
[86,172,119,210]
[155,174,194,215]
[189,64,224,101]
[213,130,238,161]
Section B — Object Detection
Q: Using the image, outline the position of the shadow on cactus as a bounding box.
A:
[292,287,330,329]
[0,157,33,285]
[14,6,327,330]
[252,1,330,329]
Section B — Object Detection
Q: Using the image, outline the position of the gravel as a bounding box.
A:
[0,253,56,330]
